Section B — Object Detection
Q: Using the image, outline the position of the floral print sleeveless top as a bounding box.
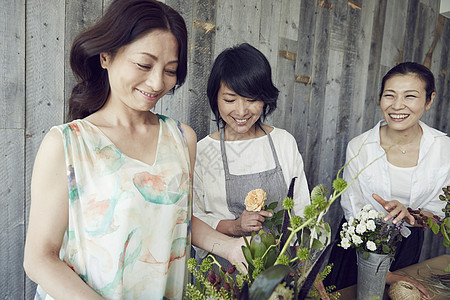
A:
[35,115,191,300]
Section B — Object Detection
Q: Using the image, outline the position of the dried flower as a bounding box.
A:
[227,265,236,274]
[223,282,231,291]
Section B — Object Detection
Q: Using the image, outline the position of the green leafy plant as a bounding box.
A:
[185,255,246,299]
[408,186,450,248]
[408,185,450,274]
[186,139,389,299]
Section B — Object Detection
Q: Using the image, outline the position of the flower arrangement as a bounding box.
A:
[186,142,390,299]
[339,204,407,259]
[186,173,349,299]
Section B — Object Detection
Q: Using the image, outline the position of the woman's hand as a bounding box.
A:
[235,210,272,236]
[372,194,415,225]
[226,237,248,274]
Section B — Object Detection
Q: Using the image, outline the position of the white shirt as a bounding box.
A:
[193,127,310,230]
[341,120,450,220]
[388,162,415,206]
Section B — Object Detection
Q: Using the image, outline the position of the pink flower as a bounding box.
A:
[245,189,266,211]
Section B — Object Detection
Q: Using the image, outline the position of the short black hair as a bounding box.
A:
[207,43,279,128]
[380,62,435,103]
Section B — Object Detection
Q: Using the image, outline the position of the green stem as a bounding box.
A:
[275,218,315,264]
[275,143,390,264]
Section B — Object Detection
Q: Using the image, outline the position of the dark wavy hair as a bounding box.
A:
[67,0,187,121]
[207,43,279,129]
[379,62,435,103]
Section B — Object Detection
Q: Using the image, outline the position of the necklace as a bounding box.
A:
[396,134,421,154]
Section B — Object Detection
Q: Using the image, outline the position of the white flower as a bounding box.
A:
[356,224,367,234]
[341,238,351,249]
[368,210,379,219]
[360,211,369,221]
[352,234,363,245]
[366,219,376,231]
[363,204,372,211]
[343,233,352,242]
[366,241,377,251]
[347,225,356,235]
[355,211,363,220]
[348,216,355,224]
[378,211,385,219]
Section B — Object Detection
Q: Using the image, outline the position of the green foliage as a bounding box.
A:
[297,247,310,261]
[408,186,450,249]
[283,197,294,210]
[307,264,340,300]
[304,205,317,219]
[185,255,245,299]
[248,265,293,300]
[290,215,303,229]
[311,184,328,200]
[332,178,347,193]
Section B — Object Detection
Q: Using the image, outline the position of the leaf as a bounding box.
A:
[249,265,293,300]
[324,222,331,233]
[311,238,324,249]
[444,238,450,248]
[363,251,369,260]
[445,263,450,272]
[274,210,284,219]
[268,202,278,211]
[242,246,254,267]
[382,244,390,254]
[445,217,450,227]
[263,247,278,269]
[432,223,440,235]
[243,235,251,249]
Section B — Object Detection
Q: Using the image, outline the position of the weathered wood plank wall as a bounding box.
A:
[1,0,449,298]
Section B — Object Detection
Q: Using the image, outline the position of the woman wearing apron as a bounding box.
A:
[193,43,310,267]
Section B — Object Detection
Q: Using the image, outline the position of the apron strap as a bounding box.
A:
[220,123,281,179]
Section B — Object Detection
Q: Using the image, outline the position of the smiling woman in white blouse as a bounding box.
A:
[326,62,450,299]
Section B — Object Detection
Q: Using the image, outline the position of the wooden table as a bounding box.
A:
[334,254,450,300]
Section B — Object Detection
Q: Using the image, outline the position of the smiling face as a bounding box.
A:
[100,29,179,112]
[217,83,265,140]
[380,73,434,134]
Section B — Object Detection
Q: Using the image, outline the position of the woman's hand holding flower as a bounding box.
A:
[235,210,272,235]
[372,193,415,225]
[233,189,272,235]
